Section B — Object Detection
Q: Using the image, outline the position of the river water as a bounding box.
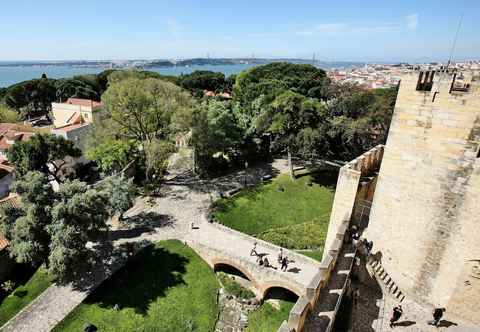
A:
[0,64,260,87]
[0,61,363,88]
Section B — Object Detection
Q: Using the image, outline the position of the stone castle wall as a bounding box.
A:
[365,72,480,324]
[323,145,384,260]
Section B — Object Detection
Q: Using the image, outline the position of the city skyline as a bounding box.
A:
[1,0,479,62]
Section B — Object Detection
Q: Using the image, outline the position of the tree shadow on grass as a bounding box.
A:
[296,169,339,190]
[84,244,188,315]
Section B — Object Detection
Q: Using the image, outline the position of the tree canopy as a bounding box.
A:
[7,134,82,183]
[0,172,135,282]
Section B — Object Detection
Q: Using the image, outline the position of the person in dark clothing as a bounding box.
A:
[389,305,403,327]
[428,308,446,326]
[250,242,258,256]
[281,257,288,271]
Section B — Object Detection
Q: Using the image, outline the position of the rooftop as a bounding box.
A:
[64,98,102,109]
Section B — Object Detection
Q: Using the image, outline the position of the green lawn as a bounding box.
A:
[297,249,323,262]
[246,300,295,332]
[214,171,336,252]
[53,240,219,332]
[0,267,54,327]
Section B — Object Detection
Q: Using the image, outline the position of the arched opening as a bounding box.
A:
[213,263,251,281]
[263,286,299,302]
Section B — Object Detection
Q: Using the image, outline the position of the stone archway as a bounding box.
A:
[211,258,262,295]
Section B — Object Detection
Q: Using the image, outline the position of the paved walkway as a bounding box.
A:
[345,259,480,332]
[1,160,320,332]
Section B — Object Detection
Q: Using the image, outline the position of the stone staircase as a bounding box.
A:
[368,260,405,302]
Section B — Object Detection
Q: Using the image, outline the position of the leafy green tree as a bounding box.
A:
[7,134,81,183]
[97,175,137,219]
[256,91,326,179]
[325,85,397,160]
[55,78,99,101]
[1,172,54,267]
[48,180,111,280]
[179,70,226,93]
[86,139,135,174]
[4,78,57,120]
[102,77,193,180]
[0,104,20,122]
[190,100,243,173]
[144,139,175,181]
[0,172,135,281]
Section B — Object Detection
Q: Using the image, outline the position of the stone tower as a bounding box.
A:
[365,70,480,324]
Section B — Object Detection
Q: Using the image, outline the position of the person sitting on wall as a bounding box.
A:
[263,257,270,268]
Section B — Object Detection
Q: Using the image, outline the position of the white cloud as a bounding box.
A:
[406,13,419,31]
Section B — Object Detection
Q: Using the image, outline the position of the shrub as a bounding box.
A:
[217,272,255,299]
[1,280,15,294]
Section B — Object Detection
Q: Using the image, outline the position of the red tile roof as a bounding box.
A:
[66,98,102,108]
[0,130,34,151]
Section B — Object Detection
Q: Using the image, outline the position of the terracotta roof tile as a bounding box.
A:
[66,98,102,108]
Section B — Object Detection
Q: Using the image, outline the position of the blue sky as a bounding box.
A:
[1,0,479,62]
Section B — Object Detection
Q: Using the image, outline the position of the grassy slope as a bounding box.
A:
[246,300,295,332]
[53,240,219,332]
[0,267,54,327]
[214,172,335,251]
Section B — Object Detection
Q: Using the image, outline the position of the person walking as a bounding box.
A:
[278,248,283,263]
[389,305,403,328]
[428,308,446,327]
[281,256,288,272]
[250,242,258,257]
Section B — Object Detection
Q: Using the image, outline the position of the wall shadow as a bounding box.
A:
[296,169,339,190]
[263,287,299,302]
[214,263,251,281]
[84,244,188,315]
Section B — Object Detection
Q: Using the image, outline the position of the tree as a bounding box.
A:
[97,175,137,219]
[190,99,243,173]
[144,139,175,182]
[256,90,326,180]
[0,172,135,281]
[325,85,397,160]
[1,172,54,267]
[4,78,57,120]
[0,104,20,122]
[102,78,193,180]
[7,134,81,183]
[55,78,99,102]
[179,70,226,94]
[86,139,135,174]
